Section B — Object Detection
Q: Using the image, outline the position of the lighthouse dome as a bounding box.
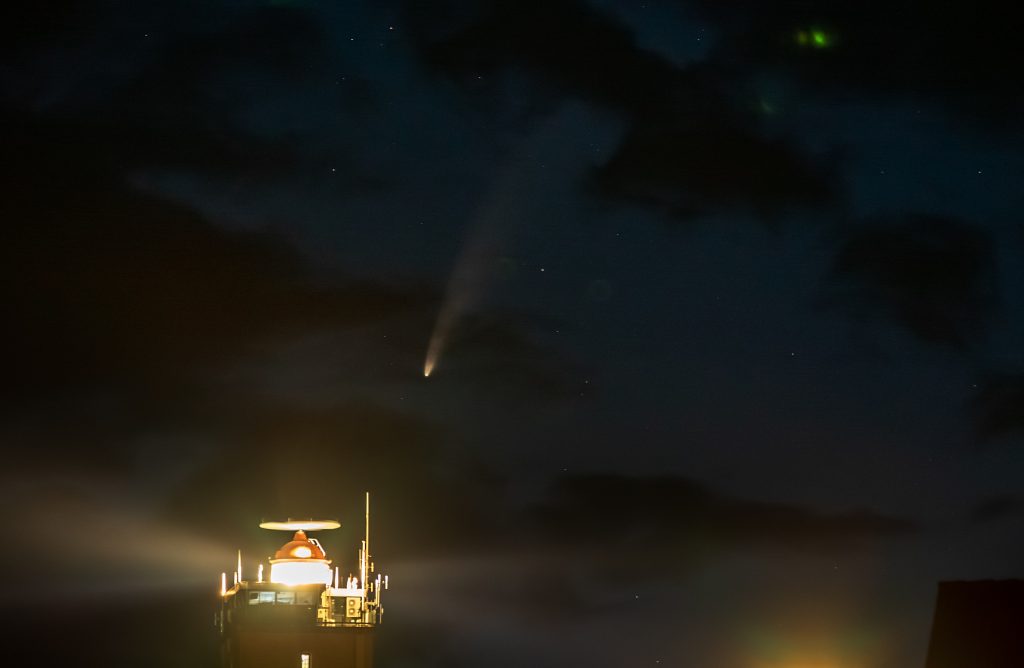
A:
[274,530,327,560]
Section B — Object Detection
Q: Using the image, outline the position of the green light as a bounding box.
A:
[795,27,832,49]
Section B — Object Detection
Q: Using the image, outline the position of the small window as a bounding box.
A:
[249,592,260,605]
[300,653,311,668]
[276,591,295,605]
[296,591,315,606]
[258,591,276,604]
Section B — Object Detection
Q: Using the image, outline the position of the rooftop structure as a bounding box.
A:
[924,579,1024,668]
[216,493,387,668]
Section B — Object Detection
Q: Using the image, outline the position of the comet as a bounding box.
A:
[421,112,570,378]
[422,227,494,378]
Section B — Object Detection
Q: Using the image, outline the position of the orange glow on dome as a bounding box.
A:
[273,530,326,560]
[267,529,332,586]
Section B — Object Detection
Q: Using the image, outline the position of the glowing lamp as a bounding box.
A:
[268,529,333,586]
[269,559,333,586]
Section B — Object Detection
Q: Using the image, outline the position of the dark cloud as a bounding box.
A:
[593,112,832,218]
[528,473,915,573]
[825,214,996,347]
[376,619,472,668]
[4,1,330,96]
[2,119,415,409]
[402,0,833,219]
[365,471,917,631]
[173,456,916,584]
[97,3,374,153]
[1,592,218,668]
[433,311,587,398]
[968,495,1022,525]
[685,0,1024,126]
[1,96,428,480]
[3,2,94,55]
[3,114,578,460]
[2,2,366,182]
[973,373,1024,442]
[403,0,678,113]
[155,399,492,553]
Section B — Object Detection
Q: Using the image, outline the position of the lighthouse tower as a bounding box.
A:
[217,493,387,668]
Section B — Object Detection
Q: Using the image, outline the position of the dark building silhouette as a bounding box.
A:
[925,580,1024,668]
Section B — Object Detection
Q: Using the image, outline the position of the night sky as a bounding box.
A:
[4,2,1024,667]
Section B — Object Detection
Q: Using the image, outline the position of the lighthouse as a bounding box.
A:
[217,493,387,668]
